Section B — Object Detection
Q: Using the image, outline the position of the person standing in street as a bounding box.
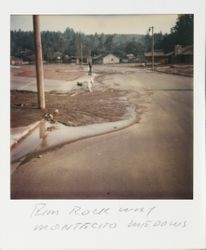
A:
[88,61,92,75]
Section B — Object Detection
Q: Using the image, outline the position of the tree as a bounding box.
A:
[104,34,115,53]
[10,27,156,62]
[154,14,194,53]
[171,14,193,46]
[63,27,76,56]
[125,40,144,56]
[144,33,152,52]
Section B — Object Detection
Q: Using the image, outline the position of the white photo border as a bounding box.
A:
[0,0,205,249]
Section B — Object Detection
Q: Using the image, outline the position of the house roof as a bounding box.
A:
[126,53,135,58]
[144,50,166,57]
[167,45,193,57]
[181,45,193,55]
[166,51,174,56]
[103,53,119,59]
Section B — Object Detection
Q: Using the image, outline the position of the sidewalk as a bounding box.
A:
[11,121,41,148]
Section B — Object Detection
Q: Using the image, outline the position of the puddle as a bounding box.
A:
[11,105,136,164]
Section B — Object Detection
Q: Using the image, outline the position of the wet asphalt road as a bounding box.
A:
[11,67,193,199]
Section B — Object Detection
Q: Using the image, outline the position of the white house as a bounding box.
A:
[103,54,120,64]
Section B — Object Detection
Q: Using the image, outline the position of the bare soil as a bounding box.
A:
[11,88,130,128]
[11,64,85,81]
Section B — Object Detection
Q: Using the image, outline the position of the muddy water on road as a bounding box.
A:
[11,69,153,171]
[11,105,137,167]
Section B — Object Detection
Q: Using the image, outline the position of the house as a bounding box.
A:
[120,54,145,64]
[10,57,23,65]
[56,56,62,63]
[126,53,136,62]
[144,50,168,64]
[167,45,193,64]
[103,54,120,64]
[121,58,129,63]
[92,54,120,64]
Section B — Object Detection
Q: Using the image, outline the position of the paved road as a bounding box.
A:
[11,67,193,199]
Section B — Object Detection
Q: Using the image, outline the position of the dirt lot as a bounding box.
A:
[11,64,85,81]
[11,88,131,128]
[156,65,193,77]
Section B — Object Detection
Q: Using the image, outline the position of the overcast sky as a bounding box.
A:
[11,15,178,35]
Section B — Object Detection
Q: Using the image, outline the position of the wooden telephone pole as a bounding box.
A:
[33,15,45,110]
[148,26,154,71]
[80,42,83,64]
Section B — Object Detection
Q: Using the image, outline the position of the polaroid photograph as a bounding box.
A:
[0,0,205,249]
[10,13,194,200]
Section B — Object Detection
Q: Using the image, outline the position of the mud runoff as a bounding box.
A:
[11,106,136,166]
[11,88,135,128]
[11,86,152,174]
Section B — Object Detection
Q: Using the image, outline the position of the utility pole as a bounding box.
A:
[148,26,154,71]
[80,42,83,64]
[33,15,45,110]
[76,33,80,64]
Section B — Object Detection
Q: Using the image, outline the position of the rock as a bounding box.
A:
[43,113,54,122]
[77,82,83,86]
[16,103,25,107]
[53,109,59,116]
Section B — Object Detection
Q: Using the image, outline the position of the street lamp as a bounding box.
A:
[148,26,154,71]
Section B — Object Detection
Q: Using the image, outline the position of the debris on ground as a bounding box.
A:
[43,109,59,123]
[46,126,57,132]
[16,103,25,107]
[88,77,93,93]
[76,75,94,93]
[43,113,54,122]
[77,82,83,86]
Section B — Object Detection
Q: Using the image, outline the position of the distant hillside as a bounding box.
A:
[11,29,146,62]
[11,15,193,62]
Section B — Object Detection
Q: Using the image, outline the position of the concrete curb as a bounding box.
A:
[11,120,41,148]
